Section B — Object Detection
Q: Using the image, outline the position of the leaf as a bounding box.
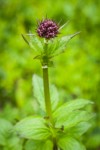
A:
[67,122,91,137]
[6,136,23,150]
[0,134,6,146]
[0,119,23,149]
[49,84,59,111]
[55,32,80,54]
[55,110,94,128]
[15,116,51,140]
[53,99,93,120]
[58,136,86,150]
[21,34,30,45]
[22,33,44,53]
[44,38,60,56]
[0,119,13,145]
[47,32,80,57]
[32,74,59,112]
[32,75,44,110]
[86,134,100,148]
[22,32,80,59]
[29,33,44,53]
[59,20,70,31]
[61,31,81,42]
[25,140,53,150]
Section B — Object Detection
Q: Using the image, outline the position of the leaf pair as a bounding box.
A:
[22,31,80,61]
[14,116,91,150]
[14,75,95,150]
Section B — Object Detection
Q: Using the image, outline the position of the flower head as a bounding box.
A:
[37,19,59,39]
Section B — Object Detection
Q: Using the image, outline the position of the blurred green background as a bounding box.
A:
[0,0,100,149]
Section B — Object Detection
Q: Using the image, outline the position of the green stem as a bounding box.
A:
[42,65,52,121]
[53,138,58,150]
[42,65,59,150]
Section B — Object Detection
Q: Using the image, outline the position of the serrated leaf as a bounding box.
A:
[25,140,53,150]
[32,74,59,112]
[55,110,94,128]
[15,116,51,140]
[67,122,91,137]
[0,119,13,145]
[58,136,86,150]
[53,99,93,120]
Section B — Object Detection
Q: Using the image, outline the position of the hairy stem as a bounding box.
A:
[42,65,52,121]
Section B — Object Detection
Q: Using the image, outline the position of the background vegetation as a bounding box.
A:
[0,0,100,149]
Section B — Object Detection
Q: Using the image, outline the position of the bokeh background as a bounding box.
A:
[0,0,100,149]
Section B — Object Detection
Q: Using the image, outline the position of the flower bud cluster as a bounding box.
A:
[37,19,59,39]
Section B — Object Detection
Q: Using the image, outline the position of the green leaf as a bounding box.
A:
[55,110,94,128]
[22,32,80,59]
[86,134,100,148]
[0,119,13,145]
[22,33,44,53]
[29,34,44,53]
[32,74,59,112]
[47,32,80,57]
[15,116,51,140]
[22,34,30,45]
[25,140,53,150]
[53,99,93,120]
[0,134,5,146]
[5,136,23,150]
[58,136,86,150]
[67,122,91,137]
[0,119,23,149]
[59,20,70,31]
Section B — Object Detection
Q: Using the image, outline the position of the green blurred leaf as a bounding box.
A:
[86,133,100,148]
[25,140,53,150]
[58,136,86,150]
[32,74,59,112]
[0,119,23,149]
[0,119,13,145]
[53,99,93,120]
[55,110,94,128]
[67,122,91,137]
[59,20,70,31]
[15,116,51,140]
[5,136,23,150]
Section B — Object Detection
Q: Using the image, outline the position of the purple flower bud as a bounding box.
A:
[37,19,59,39]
